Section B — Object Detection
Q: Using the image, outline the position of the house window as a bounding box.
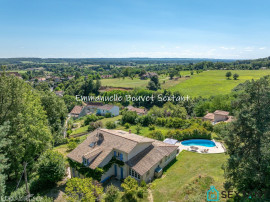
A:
[129,168,141,180]
[83,157,88,166]
[114,151,124,161]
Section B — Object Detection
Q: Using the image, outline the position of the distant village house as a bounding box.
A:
[203,110,233,124]
[97,104,119,116]
[127,106,147,115]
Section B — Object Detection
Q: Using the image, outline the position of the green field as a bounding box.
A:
[169,70,270,98]
[101,73,191,89]
[151,151,227,202]
[71,115,122,136]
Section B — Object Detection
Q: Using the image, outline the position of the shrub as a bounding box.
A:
[106,121,116,129]
[65,178,103,201]
[37,150,66,185]
[148,130,164,141]
[137,115,155,126]
[165,118,187,129]
[88,121,103,132]
[67,129,72,137]
[104,185,120,202]
[166,128,211,141]
[105,113,112,118]
[122,111,138,124]
[202,121,213,131]
[67,141,77,151]
[135,124,142,134]
[84,114,99,125]
[156,117,167,126]
[124,123,130,129]
[148,124,155,130]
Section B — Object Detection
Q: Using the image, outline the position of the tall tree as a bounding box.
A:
[40,92,67,144]
[0,122,11,198]
[223,76,270,200]
[147,75,160,91]
[0,73,52,179]
[38,150,66,184]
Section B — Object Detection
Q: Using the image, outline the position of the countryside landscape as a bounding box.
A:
[1,0,270,201]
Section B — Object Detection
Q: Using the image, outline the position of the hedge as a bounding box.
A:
[166,127,211,141]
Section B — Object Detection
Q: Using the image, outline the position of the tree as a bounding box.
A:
[233,73,239,80]
[94,79,101,94]
[65,178,103,202]
[38,150,66,184]
[225,71,232,79]
[148,130,164,140]
[222,76,270,200]
[63,95,82,112]
[121,177,147,201]
[40,92,68,145]
[121,176,139,201]
[84,77,94,95]
[104,185,120,202]
[75,72,81,79]
[106,121,116,129]
[135,124,142,134]
[147,75,160,91]
[169,72,175,80]
[122,111,138,124]
[0,73,52,179]
[0,122,11,198]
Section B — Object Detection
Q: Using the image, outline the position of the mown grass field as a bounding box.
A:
[70,115,122,136]
[101,72,192,89]
[169,70,270,98]
[151,151,228,202]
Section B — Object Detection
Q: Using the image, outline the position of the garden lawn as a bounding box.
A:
[115,125,169,137]
[151,150,228,202]
[71,115,122,136]
[169,70,270,98]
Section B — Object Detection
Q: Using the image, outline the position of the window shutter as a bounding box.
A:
[114,151,116,157]
[120,153,123,161]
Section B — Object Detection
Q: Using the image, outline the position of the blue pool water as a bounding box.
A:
[181,139,216,147]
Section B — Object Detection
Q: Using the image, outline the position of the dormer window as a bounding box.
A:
[83,157,88,166]
[114,151,123,161]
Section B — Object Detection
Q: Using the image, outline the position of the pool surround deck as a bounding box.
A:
[176,140,226,154]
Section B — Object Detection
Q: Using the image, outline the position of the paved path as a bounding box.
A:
[148,188,153,202]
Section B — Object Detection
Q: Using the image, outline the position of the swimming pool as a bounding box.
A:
[181,139,216,147]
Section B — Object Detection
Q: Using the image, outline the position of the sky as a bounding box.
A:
[0,0,270,59]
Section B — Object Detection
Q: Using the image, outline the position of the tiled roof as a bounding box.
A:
[70,105,83,115]
[225,116,234,123]
[97,104,115,110]
[203,113,215,120]
[67,129,177,173]
[126,141,178,175]
[127,106,147,115]
[214,110,229,116]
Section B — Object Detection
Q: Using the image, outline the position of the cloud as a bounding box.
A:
[220,46,235,50]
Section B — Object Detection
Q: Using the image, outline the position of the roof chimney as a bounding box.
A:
[129,130,131,134]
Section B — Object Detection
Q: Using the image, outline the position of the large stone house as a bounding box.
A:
[203,110,233,124]
[67,129,178,183]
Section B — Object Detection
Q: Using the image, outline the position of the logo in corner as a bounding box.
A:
[207,185,219,201]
